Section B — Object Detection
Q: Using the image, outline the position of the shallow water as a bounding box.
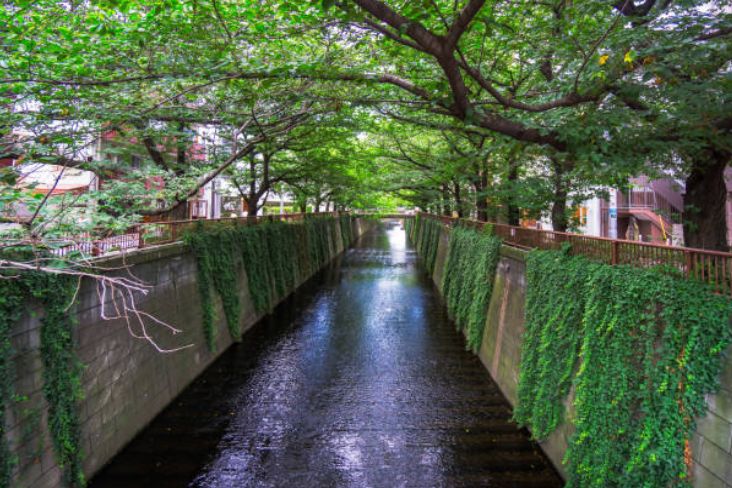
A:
[88,225,563,488]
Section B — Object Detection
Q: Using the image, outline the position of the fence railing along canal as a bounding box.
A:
[47,212,345,258]
[418,212,732,297]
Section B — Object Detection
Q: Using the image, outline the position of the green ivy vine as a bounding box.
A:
[187,216,355,352]
[408,214,442,274]
[441,224,502,352]
[339,214,354,248]
[186,229,239,349]
[514,247,594,439]
[36,275,85,488]
[0,279,22,488]
[405,215,414,239]
[0,271,85,488]
[515,249,732,488]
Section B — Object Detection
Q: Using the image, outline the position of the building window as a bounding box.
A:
[573,206,588,226]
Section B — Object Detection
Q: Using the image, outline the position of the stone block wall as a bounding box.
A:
[6,217,374,488]
[420,221,732,487]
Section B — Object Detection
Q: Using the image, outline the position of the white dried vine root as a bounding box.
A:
[1,253,194,353]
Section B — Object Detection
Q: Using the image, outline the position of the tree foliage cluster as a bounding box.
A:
[2,0,731,249]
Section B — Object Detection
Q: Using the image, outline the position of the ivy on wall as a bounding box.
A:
[339,215,353,248]
[441,225,502,352]
[515,249,732,488]
[0,281,23,488]
[405,215,415,241]
[187,229,239,349]
[187,216,356,352]
[514,247,594,439]
[406,217,501,353]
[408,214,442,274]
[0,272,85,488]
[36,276,85,488]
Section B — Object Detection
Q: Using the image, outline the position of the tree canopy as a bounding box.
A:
[1,0,731,248]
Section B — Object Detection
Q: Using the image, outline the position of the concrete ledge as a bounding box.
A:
[499,244,529,261]
[95,241,190,268]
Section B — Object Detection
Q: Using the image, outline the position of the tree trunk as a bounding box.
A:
[472,160,489,222]
[453,182,464,218]
[176,122,187,173]
[507,161,520,226]
[300,202,307,213]
[476,170,489,222]
[551,193,568,233]
[245,195,260,221]
[551,157,569,232]
[683,148,730,251]
[441,185,451,216]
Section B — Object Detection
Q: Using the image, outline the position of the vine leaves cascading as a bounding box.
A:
[411,215,732,487]
[407,217,502,353]
[514,247,592,440]
[0,272,85,488]
[0,281,23,488]
[441,224,502,353]
[187,216,357,352]
[339,214,353,249]
[409,214,442,275]
[515,249,732,488]
[37,275,85,488]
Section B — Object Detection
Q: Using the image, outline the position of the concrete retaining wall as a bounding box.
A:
[6,217,375,488]
[420,222,732,488]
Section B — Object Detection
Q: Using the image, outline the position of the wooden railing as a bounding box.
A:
[50,212,346,258]
[418,212,732,296]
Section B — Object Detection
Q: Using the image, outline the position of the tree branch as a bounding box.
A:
[445,0,486,49]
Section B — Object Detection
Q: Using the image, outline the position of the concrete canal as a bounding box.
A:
[88,225,562,488]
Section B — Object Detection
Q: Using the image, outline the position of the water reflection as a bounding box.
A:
[89,224,562,488]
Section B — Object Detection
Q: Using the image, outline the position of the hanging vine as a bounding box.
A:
[514,247,594,439]
[0,271,85,488]
[405,216,414,241]
[187,231,236,349]
[408,214,442,274]
[514,249,732,488]
[441,224,502,352]
[187,216,354,352]
[339,215,354,248]
[36,274,85,488]
[0,279,23,488]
